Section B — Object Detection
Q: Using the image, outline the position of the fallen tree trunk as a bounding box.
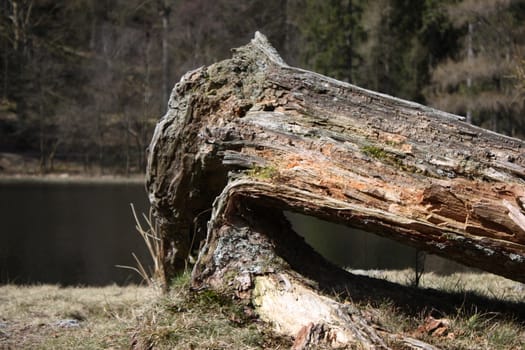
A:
[146,32,525,348]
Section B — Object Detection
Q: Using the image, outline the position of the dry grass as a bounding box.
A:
[117,204,166,292]
[1,271,524,349]
[349,268,525,349]
[0,284,153,349]
[131,272,291,350]
[366,299,525,350]
[0,275,289,350]
[348,268,525,303]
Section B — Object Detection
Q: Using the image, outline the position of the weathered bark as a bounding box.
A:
[146,33,525,348]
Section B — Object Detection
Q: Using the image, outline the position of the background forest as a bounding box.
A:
[1,0,524,174]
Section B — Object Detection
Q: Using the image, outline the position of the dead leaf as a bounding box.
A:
[415,316,451,337]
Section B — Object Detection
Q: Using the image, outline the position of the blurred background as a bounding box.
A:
[0,0,523,285]
[1,0,525,174]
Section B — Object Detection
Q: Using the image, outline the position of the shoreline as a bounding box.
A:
[0,152,146,184]
[0,173,146,185]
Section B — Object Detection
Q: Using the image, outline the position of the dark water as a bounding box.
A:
[0,181,465,286]
[286,211,417,269]
[286,212,469,274]
[0,180,150,285]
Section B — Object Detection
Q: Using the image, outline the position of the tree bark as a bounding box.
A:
[146,32,525,348]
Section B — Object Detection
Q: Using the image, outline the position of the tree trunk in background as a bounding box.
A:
[141,30,152,170]
[146,33,525,348]
[343,0,353,83]
[158,1,170,111]
[2,0,7,100]
[37,67,47,173]
[466,21,473,124]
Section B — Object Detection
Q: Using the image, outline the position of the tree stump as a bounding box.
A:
[146,32,525,348]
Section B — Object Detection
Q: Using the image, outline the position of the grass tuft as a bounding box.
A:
[132,273,291,349]
[116,204,166,292]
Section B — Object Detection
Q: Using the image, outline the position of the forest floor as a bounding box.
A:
[1,270,524,349]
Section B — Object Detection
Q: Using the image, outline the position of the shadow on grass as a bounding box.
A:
[260,206,525,323]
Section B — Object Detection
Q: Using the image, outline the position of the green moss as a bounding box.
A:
[194,289,229,307]
[170,270,191,289]
[385,140,401,147]
[361,144,423,175]
[361,145,388,160]
[246,165,278,179]
[361,145,402,168]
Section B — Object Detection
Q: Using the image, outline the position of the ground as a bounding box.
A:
[0,275,290,350]
[1,271,524,349]
[0,284,151,349]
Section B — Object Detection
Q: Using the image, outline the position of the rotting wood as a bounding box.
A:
[146,32,525,348]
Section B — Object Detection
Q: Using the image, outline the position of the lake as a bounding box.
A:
[0,179,464,285]
[0,179,151,285]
